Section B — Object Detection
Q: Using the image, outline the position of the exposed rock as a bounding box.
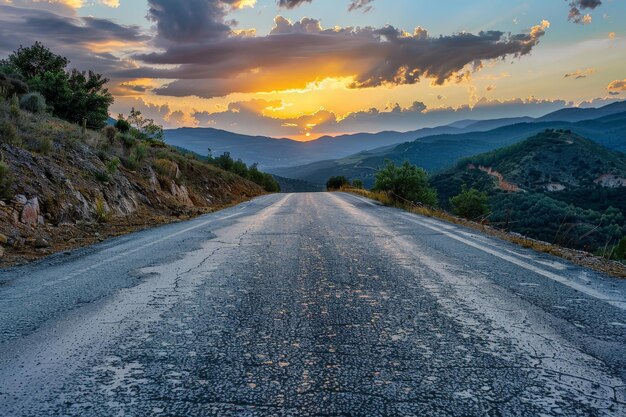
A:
[545,183,566,192]
[20,197,40,226]
[0,246,4,257]
[33,238,50,248]
[594,174,626,188]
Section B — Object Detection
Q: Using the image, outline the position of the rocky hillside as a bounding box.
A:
[0,102,266,266]
[431,130,626,253]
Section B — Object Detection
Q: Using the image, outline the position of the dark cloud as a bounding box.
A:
[124,15,549,99]
[0,5,148,74]
[567,0,602,24]
[277,0,312,8]
[348,0,374,13]
[563,68,595,79]
[607,79,626,94]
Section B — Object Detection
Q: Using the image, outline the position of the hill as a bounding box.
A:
[166,101,626,171]
[0,102,269,266]
[271,110,626,187]
[430,130,626,252]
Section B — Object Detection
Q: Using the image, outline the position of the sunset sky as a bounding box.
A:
[1,0,624,140]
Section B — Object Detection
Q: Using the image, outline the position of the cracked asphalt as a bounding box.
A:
[1,192,625,416]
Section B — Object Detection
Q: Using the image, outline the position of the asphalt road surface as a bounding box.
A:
[1,192,625,416]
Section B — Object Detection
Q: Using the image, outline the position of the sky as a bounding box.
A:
[0,0,624,140]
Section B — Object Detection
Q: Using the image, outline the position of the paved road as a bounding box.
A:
[1,192,625,416]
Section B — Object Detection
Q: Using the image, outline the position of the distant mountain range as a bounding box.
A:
[270,103,626,187]
[164,101,626,170]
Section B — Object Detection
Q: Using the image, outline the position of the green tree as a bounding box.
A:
[2,42,113,129]
[352,179,364,189]
[449,185,490,220]
[326,176,349,190]
[126,108,164,141]
[374,160,438,206]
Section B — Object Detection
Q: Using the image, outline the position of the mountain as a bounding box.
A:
[430,130,626,252]
[270,111,626,187]
[165,101,626,171]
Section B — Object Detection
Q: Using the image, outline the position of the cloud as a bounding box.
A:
[567,0,602,24]
[183,96,575,137]
[563,68,595,79]
[127,13,549,99]
[0,4,148,74]
[607,79,626,95]
[1,0,120,9]
[277,0,311,8]
[348,0,374,12]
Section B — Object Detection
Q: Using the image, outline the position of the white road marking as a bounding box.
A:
[399,213,626,311]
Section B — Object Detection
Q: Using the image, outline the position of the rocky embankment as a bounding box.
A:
[0,112,265,267]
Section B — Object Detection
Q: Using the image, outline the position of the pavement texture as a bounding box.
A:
[0,192,625,416]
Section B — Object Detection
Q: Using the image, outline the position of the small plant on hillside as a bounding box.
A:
[93,170,110,183]
[326,176,349,190]
[38,136,53,155]
[214,152,234,171]
[612,237,626,261]
[0,159,14,200]
[352,179,364,189]
[10,95,20,120]
[154,158,178,179]
[102,125,117,145]
[121,156,139,171]
[94,196,109,223]
[374,160,438,207]
[118,133,135,148]
[132,143,147,162]
[19,92,46,114]
[106,157,120,175]
[450,185,490,221]
[115,116,131,134]
[0,121,20,146]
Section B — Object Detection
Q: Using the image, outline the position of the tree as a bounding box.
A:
[352,179,364,189]
[374,160,438,206]
[126,108,163,141]
[115,116,131,133]
[1,43,113,129]
[449,185,490,220]
[326,176,349,190]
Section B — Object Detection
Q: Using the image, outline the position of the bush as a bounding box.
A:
[132,143,147,162]
[0,121,20,146]
[39,137,53,155]
[94,197,109,223]
[449,185,490,220]
[121,156,139,171]
[114,117,131,134]
[118,133,135,148]
[106,157,120,175]
[102,125,117,144]
[10,95,20,120]
[19,92,46,113]
[214,152,234,171]
[326,176,349,190]
[93,170,110,183]
[0,160,13,200]
[154,158,178,179]
[374,160,438,206]
[352,179,364,189]
[612,237,626,260]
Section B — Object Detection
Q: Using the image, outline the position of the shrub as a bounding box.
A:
[19,92,46,113]
[154,158,178,179]
[613,237,626,260]
[94,197,109,223]
[102,125,117,145]
[106,157,120,175]
[0,160,13,200]
[97,149,108,161]
[118,133,135,148]
[121,156,139,171]
[10,95,20,120]
[93,170,110,183]
[114,117,131,134]
[215,152,234,171]
[326,176,349,190]
[352,179,364,189]
[374,160,438,206]
[0,121,20,146]
[39,137,53,155]
[449,185,490,220]
[132,143,147,162]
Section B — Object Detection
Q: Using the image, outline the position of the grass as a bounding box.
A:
[342,187,626,279]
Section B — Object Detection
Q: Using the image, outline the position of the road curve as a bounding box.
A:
[0,192,625,416]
